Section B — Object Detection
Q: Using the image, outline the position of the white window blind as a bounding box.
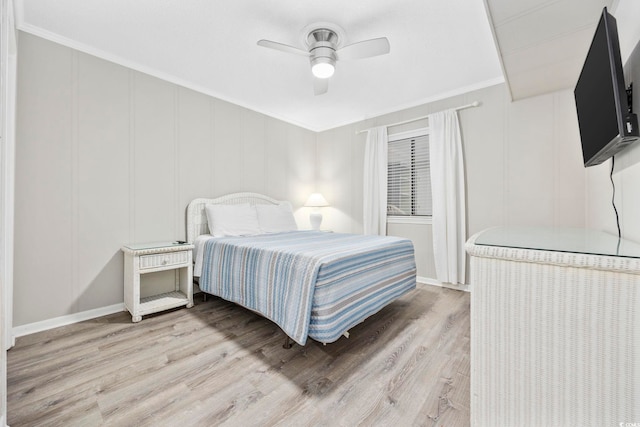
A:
[387,133,431,217]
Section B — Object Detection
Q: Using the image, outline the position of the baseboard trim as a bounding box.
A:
[417,276,470,292]
[9,276,468,339]
[12,303,125,338]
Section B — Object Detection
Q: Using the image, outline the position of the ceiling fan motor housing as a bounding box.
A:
[308,28,338,76]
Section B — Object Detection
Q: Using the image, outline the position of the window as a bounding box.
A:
[387,129,431,223]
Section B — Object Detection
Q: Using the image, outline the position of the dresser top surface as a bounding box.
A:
[475,226,640,259]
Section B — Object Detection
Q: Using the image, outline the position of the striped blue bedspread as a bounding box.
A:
[199,231,416,345]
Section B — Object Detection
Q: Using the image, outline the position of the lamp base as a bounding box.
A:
[309,211,323,230]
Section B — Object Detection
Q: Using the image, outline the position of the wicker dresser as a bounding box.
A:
[466,227,640,426]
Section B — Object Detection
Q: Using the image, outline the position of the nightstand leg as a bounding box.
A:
[132,315,142,323]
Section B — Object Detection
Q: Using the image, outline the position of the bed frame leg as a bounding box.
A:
[283,335,293,349]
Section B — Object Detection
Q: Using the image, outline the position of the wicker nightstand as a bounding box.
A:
[121,242,194,322]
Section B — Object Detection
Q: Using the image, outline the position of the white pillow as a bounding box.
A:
[256,203,298,233]
[205,204,261,237]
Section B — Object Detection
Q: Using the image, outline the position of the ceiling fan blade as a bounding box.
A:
[337,37,390,60]
[314,78,329,96]
[257,39,309,57]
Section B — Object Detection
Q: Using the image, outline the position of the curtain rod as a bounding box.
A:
[355,101,480,135]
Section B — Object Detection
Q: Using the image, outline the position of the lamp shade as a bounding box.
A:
[304,193,329,207]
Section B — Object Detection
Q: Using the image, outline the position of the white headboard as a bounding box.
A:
[186,192,286,243]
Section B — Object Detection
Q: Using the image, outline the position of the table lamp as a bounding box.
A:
[304,193,329,230]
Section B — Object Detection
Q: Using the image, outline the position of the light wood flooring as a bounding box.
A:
[7,285,470,426]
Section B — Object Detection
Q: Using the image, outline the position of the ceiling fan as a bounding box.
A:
[257,23,390,95]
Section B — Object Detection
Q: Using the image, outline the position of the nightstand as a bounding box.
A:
[121,241,194,322]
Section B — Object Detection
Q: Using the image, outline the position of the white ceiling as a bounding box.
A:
[485,0,614,100]
[15,0,640,131]
[15,0,504,132]
[484,0,635,101]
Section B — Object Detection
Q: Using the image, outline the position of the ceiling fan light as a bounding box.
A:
[311,59,335,79]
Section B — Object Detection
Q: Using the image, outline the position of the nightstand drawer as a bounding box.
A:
[139,251,189,269]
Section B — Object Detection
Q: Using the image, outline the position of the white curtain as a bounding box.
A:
[428,110,466,285]
[363,126,388,235]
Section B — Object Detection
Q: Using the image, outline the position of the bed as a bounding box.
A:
[187,192,417,346]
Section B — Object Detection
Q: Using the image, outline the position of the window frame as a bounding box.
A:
[386,127,432,225]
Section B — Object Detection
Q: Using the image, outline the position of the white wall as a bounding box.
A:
[316,83,587,283]
[14,32,316,327]
[586,0,640,242]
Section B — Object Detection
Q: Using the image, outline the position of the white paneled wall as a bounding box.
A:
[16,35,75,323]
[76,53,130,309]
[14,32,316,326]
[317,125,361,234]
[316,84,587,281]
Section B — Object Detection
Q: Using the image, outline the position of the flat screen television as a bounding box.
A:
[574,7,639,167]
